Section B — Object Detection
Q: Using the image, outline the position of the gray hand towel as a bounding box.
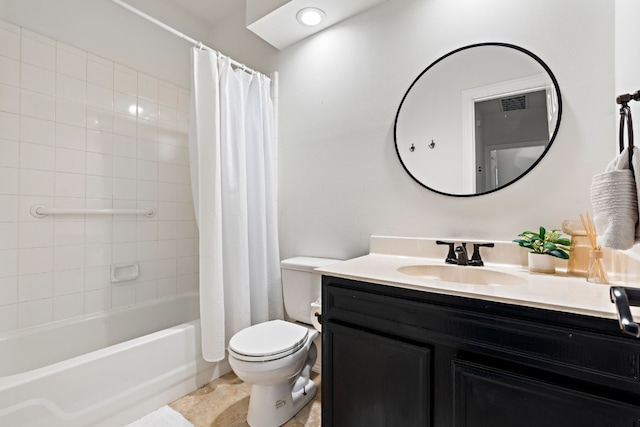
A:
[590,146,640,249]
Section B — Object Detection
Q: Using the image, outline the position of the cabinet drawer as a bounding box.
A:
[324,279,640,385]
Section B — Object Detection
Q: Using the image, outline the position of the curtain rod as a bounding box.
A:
[108,0,267,78]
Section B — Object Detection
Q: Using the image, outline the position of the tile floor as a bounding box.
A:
[169,371,322,427]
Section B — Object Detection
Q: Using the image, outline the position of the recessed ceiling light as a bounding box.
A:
[296,7,326,26]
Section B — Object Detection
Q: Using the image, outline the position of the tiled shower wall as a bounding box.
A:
[0,20,198,333]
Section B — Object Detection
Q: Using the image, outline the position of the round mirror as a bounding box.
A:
[394,43,562,197]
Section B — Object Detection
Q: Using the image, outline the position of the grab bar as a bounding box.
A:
[30,205,156,218]
[610,286,640,338]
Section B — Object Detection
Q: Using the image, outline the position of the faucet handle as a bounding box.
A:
[469,242,495,266]
[436,240,457,264]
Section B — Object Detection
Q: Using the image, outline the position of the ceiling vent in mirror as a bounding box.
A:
[500,95,527,112]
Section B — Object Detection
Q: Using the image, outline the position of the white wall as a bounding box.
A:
[276,0,616,260]
[0,19,197,333]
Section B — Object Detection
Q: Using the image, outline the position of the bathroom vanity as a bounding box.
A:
[317,237,640,427]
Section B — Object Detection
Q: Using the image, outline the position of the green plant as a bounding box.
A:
[513,226,571,259]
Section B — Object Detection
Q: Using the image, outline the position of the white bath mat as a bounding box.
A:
[125,405,194,427]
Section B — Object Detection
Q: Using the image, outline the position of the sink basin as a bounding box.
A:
[396,264,526,286]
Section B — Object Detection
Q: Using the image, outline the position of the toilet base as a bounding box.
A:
[246,378,317,427]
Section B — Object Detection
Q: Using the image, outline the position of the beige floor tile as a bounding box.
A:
[170,371,321,427]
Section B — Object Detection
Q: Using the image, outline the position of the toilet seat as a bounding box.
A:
[228,320,309,362]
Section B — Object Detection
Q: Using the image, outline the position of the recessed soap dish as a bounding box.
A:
[111,261,139,283]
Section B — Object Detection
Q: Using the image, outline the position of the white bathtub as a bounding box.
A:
[0,292,230,427]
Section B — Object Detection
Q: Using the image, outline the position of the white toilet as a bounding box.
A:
[227,257,339,427]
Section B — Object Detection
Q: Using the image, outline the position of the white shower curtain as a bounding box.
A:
[189,48,283,362]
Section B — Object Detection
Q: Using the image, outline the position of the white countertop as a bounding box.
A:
[315,236,640,321]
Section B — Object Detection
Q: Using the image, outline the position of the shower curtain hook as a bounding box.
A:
[197,41,203,50]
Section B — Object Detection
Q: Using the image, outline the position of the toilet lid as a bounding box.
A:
[228,320,309,362]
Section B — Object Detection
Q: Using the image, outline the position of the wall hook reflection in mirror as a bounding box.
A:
[410,143,415,152]
[429,140,436,149]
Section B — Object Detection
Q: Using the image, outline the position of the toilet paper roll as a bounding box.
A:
[310,306,322,332]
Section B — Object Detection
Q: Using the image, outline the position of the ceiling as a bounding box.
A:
[167,0,389,50]
[170,0,245,27]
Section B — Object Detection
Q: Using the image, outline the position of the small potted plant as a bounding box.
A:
[513,226,570,273]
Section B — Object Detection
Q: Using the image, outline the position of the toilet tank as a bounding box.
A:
[280,257,340,324]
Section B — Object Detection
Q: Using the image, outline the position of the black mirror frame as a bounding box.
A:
[393,42,563,197]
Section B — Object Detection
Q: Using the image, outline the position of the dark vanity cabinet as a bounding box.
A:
[321,276,640,427]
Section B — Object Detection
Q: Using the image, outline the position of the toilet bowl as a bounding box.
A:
[227,256,339,427]
[228,320,319,427]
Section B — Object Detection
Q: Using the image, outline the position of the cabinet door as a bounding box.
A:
[453,361,640,427]
[323,321,431,427]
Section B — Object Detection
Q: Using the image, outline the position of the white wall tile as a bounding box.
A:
[86,129,113,154]
[18,298,52,328]
[137,180,158,201]
[112,134,137,158]
[86,175,113,199]
[19,221,53,248]
[176,221,195,239]
[20,142,54,171]
[56,123,86,151]
[0,223,18,250]
[53,293,84,320]
[87,55,114,88]
[21,32,55,71]
[56,99,86,127]
[87,83,113,110]
[0,249,18,277]
[0,304,17,333]
[85,243,111,267]
[177,256,195,275]
[0,83,20,114]
[178,88,189,113]
[0,276,18,306]
[84,288,111,313]
[135,281,157,303]
[136,222,157,242]
[55,147,86,174]
[20,89,55,120]
[18,247,53,275]
[54,245,84,271]
[0,111,19,141]
[57,74,86,104]
[54,221,85,246]
[114,64,137,95]
[0,26,20,60]
[18,272,53,302]
[0,56,20,87]
[157,277,177,298]
[84,266,111,290]
[159,81,178,108]
[87,107,113,132]
[86,221,112,244]
[113,156,136,179]
[113,221,136,243]
[112,242,136,263]
[113,178,136,200]
[20,169,55,196]
[0,23,194,333]
[0,138,19,168]
[54,172,85,198]
[54,269,84,296]
[56,45,87,80]
[138,73,158,102]
[21,63,55,96]
[112,284,135,308]
[113,113,137,137]
[86,152,112,176]
[157,239,176,259]
[114,92,137,117]
[0,166,19,194]
[137,159,158,181]
[20,116,54,146]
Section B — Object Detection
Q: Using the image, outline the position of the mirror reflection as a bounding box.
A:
[394,43,562,197]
